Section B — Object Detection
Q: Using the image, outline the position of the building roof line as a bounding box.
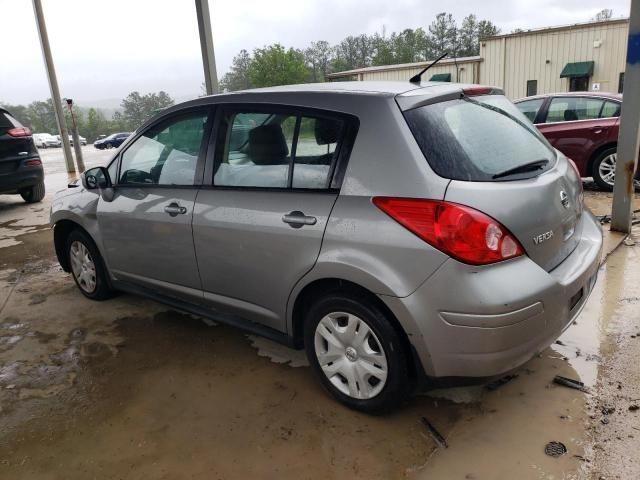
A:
[327,56,482,78]
[481,17,629,42]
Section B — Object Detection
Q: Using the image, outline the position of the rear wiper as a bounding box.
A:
[492,159,549,179]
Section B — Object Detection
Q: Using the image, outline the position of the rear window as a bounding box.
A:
[0,111,22,135]
[404,95,556,181]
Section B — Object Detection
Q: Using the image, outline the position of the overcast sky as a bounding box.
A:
[0,0,631,107]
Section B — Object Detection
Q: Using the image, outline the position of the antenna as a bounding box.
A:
[409,52,449,84]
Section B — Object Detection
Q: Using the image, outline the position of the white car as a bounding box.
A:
[55,135,87,146]
[33,133,61,148]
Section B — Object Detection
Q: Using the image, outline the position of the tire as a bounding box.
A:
[304,292,411,414]
[66,229,114,300]
[592,147,617,191]
[20,181,45,203]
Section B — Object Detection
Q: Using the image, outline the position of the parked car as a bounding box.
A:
[33,133,61,148]
[0,108,45,203]
[50,82,602,413]
[94,132,131,150]
[95,134,107,143]
[56,134,88,147]
[514,92,624,190]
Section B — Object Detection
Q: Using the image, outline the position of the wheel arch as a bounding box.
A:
[289,277,421,382]
[53,219,96,272]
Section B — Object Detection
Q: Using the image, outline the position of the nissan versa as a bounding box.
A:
[50,81,602,413]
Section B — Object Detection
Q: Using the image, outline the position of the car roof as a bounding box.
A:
[515,91,622,102]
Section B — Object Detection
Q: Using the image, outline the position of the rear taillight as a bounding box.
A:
[24,159,42,167]
[373,197,524,265]
[7,127,32,137]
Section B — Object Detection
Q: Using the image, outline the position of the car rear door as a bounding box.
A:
[97,108,212,302]
[192,105,355,332]
[536,96,615,173]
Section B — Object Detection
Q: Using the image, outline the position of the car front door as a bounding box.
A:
[97,108,212,302]
[192,106,355,332]
[536,96,615,174]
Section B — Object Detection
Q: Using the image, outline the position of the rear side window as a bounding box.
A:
[214,108,345,190]
[404,95,555,182]
[545,97,603,123]
[515,98,544,123]
[0,111,21,135]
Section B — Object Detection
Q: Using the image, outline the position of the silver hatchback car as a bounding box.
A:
[51,82,602,413]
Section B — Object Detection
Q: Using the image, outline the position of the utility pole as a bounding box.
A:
[32,0,75,174]
[611,0,640,233]
[195,0,219,95]
[65,99,85,173]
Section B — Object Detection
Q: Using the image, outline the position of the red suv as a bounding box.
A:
[515,92,622,190]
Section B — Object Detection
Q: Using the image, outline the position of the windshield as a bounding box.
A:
[403,95,556,182]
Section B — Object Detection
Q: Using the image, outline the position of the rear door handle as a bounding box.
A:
[282,211,317,228]
[164,202,188,216]
[590,126,608,134]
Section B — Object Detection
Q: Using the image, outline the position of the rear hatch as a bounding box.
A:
[402,90,583,272]
[0,110,38,174]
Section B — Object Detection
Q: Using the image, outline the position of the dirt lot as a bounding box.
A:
[0,148,639,479]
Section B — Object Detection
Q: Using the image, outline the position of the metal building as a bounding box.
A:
[327,18,629,100]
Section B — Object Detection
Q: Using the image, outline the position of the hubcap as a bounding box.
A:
[314,312,388,399]
[598,153,617,186]
[69,241,97,293]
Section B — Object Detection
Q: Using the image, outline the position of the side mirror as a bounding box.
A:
[82,166,111,190]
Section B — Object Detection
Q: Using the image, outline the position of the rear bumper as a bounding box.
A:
[0,164,44,194]
[381,210,603,379]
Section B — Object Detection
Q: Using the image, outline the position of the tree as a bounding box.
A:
[248,44,308,88]
[371,32,395,66]
[120,91,174,130]
[219,49,253,92]
[428,13,458,57]
[458,15,478,57]
[332,35,373,72]
[477,20,500,41]
[592,9,613,21]
[305,40,333,82]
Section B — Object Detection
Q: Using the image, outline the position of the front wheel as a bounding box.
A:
[66,229,114,300]
[304,292,411,414]
[592,147,617,191]
[20,181,45,203]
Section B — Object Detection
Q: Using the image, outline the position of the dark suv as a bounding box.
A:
[0,108,45,203]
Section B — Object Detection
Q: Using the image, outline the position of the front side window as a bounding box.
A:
[545,97,604,123]
[601,101,621,118]
[214,108,344,189]
[515,98,544,123]
[118,111,208,185]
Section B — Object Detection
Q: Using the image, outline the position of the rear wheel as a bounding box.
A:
[592,147,617,191]
[20,181,45,203]
[304,292,411,414]
[66,229,113,300]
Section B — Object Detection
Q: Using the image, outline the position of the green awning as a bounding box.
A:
[560,61,594,78]
[430,73,451,82]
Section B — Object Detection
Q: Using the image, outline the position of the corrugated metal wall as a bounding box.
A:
[480,20,628,98]
[360,62,480,83]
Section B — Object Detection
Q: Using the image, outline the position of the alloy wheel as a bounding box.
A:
[314,311,388,399]
[598,152,617,187]
[70,241,97,293]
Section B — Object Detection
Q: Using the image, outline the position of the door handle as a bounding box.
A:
[590,126,608,134]
[282,211,317,228]
[164,202,188,216]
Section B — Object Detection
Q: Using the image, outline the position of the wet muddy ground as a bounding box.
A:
[0,150,639,479]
